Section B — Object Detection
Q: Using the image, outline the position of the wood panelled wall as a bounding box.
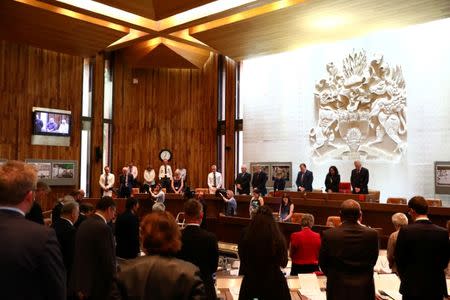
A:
[0,40,83,209]
[110,52,219,192]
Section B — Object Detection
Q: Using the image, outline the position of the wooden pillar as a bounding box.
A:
[224,57,237,188]
[89,53,104,197]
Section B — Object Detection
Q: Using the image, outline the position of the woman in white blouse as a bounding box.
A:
[143,165,156,193]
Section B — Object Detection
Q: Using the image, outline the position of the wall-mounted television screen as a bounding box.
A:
[33,109,71,136]
[31,107,71,146]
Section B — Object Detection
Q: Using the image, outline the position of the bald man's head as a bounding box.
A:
[340,199,361,222]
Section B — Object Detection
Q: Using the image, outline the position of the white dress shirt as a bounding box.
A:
[127,166,138,179]
[159,164,173,180]
[144,169,156,185]
[99,173,115,197]
[207,171,223,194]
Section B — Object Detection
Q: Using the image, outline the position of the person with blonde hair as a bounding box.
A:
[171,168,184,194]
[115,212,206,299]
[386,212,408,273]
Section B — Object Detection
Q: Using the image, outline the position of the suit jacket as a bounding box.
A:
[251,171,268,195]
[395,219,449,298]
[115,210,140,259]
[25,201,44,225]
[115,255,206,300]
[177,225,219,300]
[52,218,76,284]
[119,173,133,198]
[74,213,87,228]
[0,209,66,300]
[70,214,116,300]
[235,172,251,194]
[325,174,340,193]
[319,222,379,300]
[273,177,286,191]
[295,170,314,192]
[350,167,369,194]
[52,201,63,224]
[290,227,321,265]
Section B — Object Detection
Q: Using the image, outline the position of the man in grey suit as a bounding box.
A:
[319,199,379,300]
[0,161,66,300]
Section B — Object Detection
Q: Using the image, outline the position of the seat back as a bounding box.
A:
[291,212,303,224]
[426,199,442,207]
[338,182,351,193]
[326,216,342,227]
[386,197,407,205]
[175,212,186,228]
[195,188,209,195]
[131,188,140,196]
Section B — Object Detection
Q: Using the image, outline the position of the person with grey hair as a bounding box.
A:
[235,164,251,195]
[386,212,408,273]
[152,202,166,212]
[289,213,321,275]
[51,201,79,287]
[52,194,76,224]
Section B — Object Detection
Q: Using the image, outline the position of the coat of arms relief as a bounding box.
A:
[309,50,407,162]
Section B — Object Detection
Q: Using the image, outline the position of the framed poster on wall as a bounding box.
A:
[435,161,450,194]
[25,159,78,186]
[249,162,292,188]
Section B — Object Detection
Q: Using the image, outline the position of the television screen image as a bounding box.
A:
[52,163,75,179]
[33,110,71,136]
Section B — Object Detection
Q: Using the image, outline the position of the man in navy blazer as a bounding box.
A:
[0,161,66,300]
[395,196,449,300]
[296,163,313,192]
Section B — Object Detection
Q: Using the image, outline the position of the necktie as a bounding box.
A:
[105,174,108,186]
[125,174,128,187]
[213,172,217,187]
[165,165,167,177]
[301,173,304,183]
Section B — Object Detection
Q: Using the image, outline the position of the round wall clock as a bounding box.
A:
[159,149,172,161]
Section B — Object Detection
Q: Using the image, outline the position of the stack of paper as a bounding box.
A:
[374,273,402,300]
[298,274,326,300]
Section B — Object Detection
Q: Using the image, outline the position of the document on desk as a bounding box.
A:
[374,273,402,300]
[298,274,326,300]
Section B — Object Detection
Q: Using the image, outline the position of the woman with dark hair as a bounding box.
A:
[279,194,294,222]
[238,205,290,300]
[249,188,264,218]
[115,212,206,299]
[325,166,340,193]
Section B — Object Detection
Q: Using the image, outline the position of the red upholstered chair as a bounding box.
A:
[338,182,351,193]
[326,216,342,227]
[290,213,304,224]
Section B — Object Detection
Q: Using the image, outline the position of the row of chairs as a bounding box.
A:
[387,198,442,207]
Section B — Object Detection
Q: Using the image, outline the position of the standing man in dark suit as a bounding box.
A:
[177,199,219,300]
[319,199,379,300]
[251,164,268,196]
[25,181,51,225]
[295,163,314,192]
[119,167,133,198]
[115,198,140,259]
[52,201,79,288]
[350,160,369,194]
[395,196,449,300]
[235,164,251,195]
[70,196,117,300]
[0,160,66,300]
